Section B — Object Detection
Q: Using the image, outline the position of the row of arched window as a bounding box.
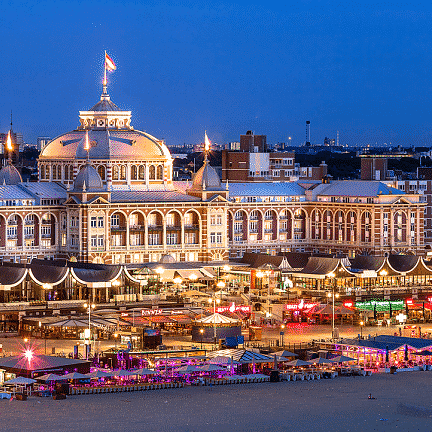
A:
[40,163,164,182]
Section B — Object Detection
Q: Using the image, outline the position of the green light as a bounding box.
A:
[355,300,404,312]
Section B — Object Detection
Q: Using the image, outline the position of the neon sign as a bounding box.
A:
[285,300,318,311]
[343,301,354,308]
[355,300,404,312]
[141,309,163,316]
[215,303,251,313]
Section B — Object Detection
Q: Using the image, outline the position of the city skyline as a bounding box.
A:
[2,1,432,147]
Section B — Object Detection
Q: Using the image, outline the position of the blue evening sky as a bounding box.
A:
[1,0,432,147]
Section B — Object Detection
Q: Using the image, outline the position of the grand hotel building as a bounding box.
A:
[0,83,425,268]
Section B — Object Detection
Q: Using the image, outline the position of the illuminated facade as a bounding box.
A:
[0,82,425,266]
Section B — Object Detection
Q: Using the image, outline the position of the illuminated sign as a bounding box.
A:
[215,303,251,314]
[141,309,163,316]
[121,312,129,317]
[355,300,404,312]
[285,300,318,311]
[343,301,354,308]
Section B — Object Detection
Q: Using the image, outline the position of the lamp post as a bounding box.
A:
[199,328,204,349]
[173,277,182,297]
[327,272,339,339]
[83,302,95,359]
[39,321,46,354]
[208,296,221,346]
[114,333,118,351]
[359,320,364,338]
[280,324,285,347]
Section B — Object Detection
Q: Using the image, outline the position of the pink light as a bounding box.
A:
[24,349,33,362]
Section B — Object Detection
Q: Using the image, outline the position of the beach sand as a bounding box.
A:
[2,372,432,432]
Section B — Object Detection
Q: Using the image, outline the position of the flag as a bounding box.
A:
[105,52,116,71]
[204,131,211,152]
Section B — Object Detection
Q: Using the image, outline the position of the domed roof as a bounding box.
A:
[39,129,171,161]
[73,162,104,191]
[191,159,222,191]
[0,161,22,185]
[159,254,176,264]
[90,99,120,112]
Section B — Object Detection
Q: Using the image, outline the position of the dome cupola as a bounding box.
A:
[72,162,104,192]
[0,160,22,185]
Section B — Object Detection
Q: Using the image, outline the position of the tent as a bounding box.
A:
[273,350,298,358]
[330,355,357,363]
[286,359,312,367]
[112,370,136,377]
[36,373,64,382]
[176,365,202,374]
[4,377,36,385]
[131,368,159,376]
[198,364,227,372]
[86,370,114,378]
[62,372,88,380]
[310,357,334,365]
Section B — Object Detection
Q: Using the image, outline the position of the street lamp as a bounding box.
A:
[280,324,285,347]
[208,296,221,346]
[199,328,204,349]
[173,277,182,296]
[39,321,46,355]
[114,333,118,351]
[83,302,95,359]
[327,272,339,339]
[359,321,364,338]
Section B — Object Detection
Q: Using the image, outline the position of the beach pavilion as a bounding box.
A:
[331,335,432,367]
[0,354,91,381]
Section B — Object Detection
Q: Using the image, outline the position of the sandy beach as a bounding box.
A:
[1,371,432,432]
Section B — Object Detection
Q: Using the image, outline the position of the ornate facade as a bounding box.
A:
[0,81,425,267]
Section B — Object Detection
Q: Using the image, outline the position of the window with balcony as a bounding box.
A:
[185,232,196,244]
[149,233,160,245]
[111,214,120,227]
[166,232,178,245]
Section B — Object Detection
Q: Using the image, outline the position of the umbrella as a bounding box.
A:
[275,356,291,362]
[176,365,202,374]
[273,350,298,358]
[310,357,335,365]
[131,368,159,376]
[36,373,64,382]
[286,359,312,367]
[208,356,242,365]
[86,370,114,378]
[62,372,88,380]
[330,355,357,363]
[198,364,226,372]
[417,350,432,356]
[112,370,136,377]
[4,377,36,385]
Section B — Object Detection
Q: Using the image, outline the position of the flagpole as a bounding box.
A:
[103,50,107,94]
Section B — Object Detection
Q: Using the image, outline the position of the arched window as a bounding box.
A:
[69,166,74,181]
[52,165,57,180]
[111,213,120,227]
[98,165,106,180]
[120,165,126,180]
[57,165,61,180]
[149,165,156,180]
[131,165,138,180]
[64,165,69,180]
[40,165,45,180]
[139,165,145,180]
[112,165,119,180]
[45,166,50,180]
[157,165,163,180]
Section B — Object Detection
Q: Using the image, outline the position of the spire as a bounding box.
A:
[10,110,13,132]
[204,131,211,164]
[84,130,90,161]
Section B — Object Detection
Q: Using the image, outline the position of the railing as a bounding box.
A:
[166,225,181,231]
[111,226,126,232]
[41,233,51,238]
[148,225,163,231]
[129,225,145,231]
[264,228,273,233]
[184,224,199,230]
